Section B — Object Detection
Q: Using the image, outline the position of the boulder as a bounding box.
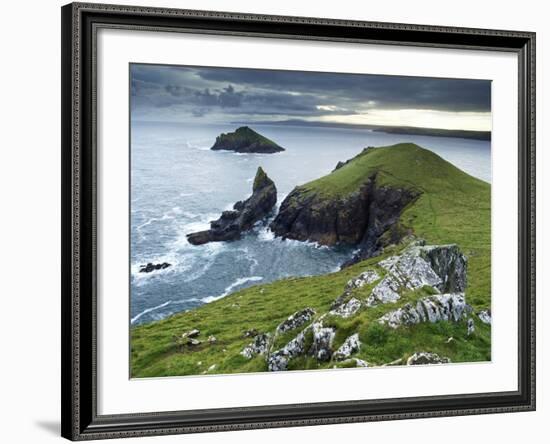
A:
[478,309,491,324]
[275,308,316,334]
[187,167,277,245]
[267,328,310,371]
[378,293,472,329]
[309,322,335,362]
[407,352,450,365]
[329,297,362,318]
[467,318,475,335]
[345,269,381,290]
[366,243,467,306]
[333,333,361,361]
[139,262,171,273]
[240,333,271,359]
[211,126,285,153]
[182,328,200,339]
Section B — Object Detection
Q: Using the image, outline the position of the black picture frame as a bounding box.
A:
[61,2,536,440]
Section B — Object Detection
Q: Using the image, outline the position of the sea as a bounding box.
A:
[130,121,491,325]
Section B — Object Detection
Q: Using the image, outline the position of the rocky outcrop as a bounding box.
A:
[378,293,472,328]
[407,352,450,365]
[366,243,467,306]
[330,297,362,318]
[139,262,171,273]
[467,318,475,335]
[240,333,271,359]
[270,173,419,264]
[237,242,470,371]
[267,327,310,371]
[478,309,491,324]
[211,126,285,153]
[187,167,277,245]
[310,322,336,362]
[333,333,361,361]
[275,308,315,334]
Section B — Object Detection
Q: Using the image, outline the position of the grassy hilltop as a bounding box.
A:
[131,143,491,377]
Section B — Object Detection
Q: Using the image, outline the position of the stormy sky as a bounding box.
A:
[130,64,491,131]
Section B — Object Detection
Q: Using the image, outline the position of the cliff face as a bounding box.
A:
[211,126,285,153]
[270,173,419,264]
[187,167,277,245]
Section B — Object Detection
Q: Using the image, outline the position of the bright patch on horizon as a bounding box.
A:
[317,109,491,132]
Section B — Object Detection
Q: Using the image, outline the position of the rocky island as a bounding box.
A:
[186,167,277,245]
[211,126,285,153]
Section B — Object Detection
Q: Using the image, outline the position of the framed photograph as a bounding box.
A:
[61,2,536,440]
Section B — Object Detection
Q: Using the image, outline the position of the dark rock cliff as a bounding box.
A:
[187,167,277,245]
[270,173,419,266]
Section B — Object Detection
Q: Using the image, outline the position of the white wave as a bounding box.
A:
[131,300,172,324]
[202,276,263,303]
[257,227,275,241]
[135,212,175,231]
[180,192,195,197]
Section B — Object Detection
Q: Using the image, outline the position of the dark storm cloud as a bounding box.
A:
[129,64,490,122]
[195,67,491,112]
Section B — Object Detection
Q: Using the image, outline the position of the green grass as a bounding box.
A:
[131,143,491,377]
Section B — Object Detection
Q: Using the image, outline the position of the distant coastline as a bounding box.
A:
[235,119,491,141]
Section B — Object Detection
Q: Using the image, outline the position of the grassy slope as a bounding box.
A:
[131,143,491,377]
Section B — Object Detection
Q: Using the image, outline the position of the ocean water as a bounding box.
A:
[130,121,491,324]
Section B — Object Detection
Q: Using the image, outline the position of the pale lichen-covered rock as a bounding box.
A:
[407,352,451,365]
[334,358,369,368]
[276,308,316,334]
[378,293,471,329]
[366,243,467,307]
[345,270,380,290]
[333,333,361,361]
[267,328,310,371]
[467,318,475,335]
[366,274,402,306]
[478,309,491,325]
[309,322,335,362]
[329,297,362,318]
[240,333,271,359]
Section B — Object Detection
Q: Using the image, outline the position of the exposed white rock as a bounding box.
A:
[367,243,467,307]
[182,328,200,339]
[478,309,491,325]
[310,322,335,362]
[330,297,362,318]
[267,352,289,372]
[345,270,380,290]
[407,352,451,365]
[276,308,316,334]
[267,327,310,371]
[334,358,369,368]
[379,252,442,291]
[467,318,475,335]
[366,275,402,306]
[378,293,471,329]
[333,333,361,361]
[240,333,271,359]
